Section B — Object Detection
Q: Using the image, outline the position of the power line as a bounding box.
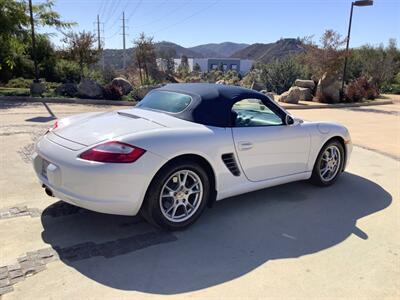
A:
[102,0,121,25]
[100,0,112,19]
[134,0,190,30]
[105,0,143,39]
[105,0,124,25]
[126,0,143,22]
[151,0,220,35]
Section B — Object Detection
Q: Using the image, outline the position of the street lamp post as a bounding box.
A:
[341,0,373,98]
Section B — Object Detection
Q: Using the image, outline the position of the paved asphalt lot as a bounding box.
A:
[0,101,399,299]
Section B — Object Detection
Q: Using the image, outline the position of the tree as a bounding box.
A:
[0,0,74,81]
[260,57,306,94]
[193,63,201,73]
[300,30,347,79]
[61,31,99,78]
[134,33,157,85]
[158,48,176,74]
[355,39,399,89]
[177,55,189,78]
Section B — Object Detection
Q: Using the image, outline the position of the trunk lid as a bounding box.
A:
[54,111,165,146]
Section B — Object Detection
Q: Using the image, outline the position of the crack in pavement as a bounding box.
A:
[0,231,177,296]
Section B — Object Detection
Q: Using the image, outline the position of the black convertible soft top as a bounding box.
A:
[147,83,286,127]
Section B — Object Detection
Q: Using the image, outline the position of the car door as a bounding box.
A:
[231,98,311,182]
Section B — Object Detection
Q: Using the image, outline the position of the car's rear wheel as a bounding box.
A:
[141,161,210,230]
[311,140,344,186]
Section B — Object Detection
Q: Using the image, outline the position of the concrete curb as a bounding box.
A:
[281,99,393,110]
[0,96,135,106]
[0,96,393,109]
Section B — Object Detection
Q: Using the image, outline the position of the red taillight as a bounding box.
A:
[47,120,58,133]
[79,141,146,163]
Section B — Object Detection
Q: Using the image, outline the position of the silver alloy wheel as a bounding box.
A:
[159,170,203,223]
[319,145,341,182]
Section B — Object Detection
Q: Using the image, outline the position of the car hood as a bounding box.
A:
[53,110,165,146]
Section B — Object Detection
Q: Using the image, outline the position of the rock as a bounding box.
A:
[111,77,132,95]
[250,82,264,91]
[77,79,104,99]
[294,79,315,90]
[134,84,163,101]
[277,87,312,103]
[30,82,45,97]
[298,87,313,101]
[265,92,277,101]
[316,73,341,103]
[55,83,78,97]
[216,80,227,85]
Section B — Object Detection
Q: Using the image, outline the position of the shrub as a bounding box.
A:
[345,76,379,102]
[259,57,306,94]
[103,84,123,100]
[6,77,33,88]
[54,59,81,83]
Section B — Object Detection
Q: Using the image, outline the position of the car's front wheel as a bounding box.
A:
[141,161,210,230]
[311,140,344,186]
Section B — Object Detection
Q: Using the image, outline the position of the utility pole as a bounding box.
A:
[28,0,39,82]
[122,12,126,69]
[96,14,104,70]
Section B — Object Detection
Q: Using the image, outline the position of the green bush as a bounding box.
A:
[260,57,307,94]
[6,77,33,88]
[0,88,30,97]
[54,59,81,83]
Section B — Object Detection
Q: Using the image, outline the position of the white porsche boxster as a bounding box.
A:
[33,83,352,230]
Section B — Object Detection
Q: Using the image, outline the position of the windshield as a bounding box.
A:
[136,91,192,113]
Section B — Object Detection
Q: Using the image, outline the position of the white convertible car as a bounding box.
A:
[33,83,352,230]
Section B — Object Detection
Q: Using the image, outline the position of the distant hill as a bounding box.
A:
[230,38,305,63]
[188,42,249,58]
[155,41,203,58]
[102,38,306,69]
[103,41,203,69]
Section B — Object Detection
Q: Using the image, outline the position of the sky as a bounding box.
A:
[39,0,400,49]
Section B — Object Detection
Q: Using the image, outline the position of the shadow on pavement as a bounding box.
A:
[41,172,391,294]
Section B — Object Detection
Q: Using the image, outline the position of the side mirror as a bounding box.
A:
[285,115,294,125]
[285,115,303,126]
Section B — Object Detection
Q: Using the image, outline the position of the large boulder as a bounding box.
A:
[316,73,341,103]
[55,83,78,97]
[260,90,277,101]
[77,79,104,99]
[294,79,315,90]
[298,87,313,101]
[278,86,310,104]
[111,77,132,95]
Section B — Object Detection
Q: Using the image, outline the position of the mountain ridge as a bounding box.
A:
[103,39,305,69]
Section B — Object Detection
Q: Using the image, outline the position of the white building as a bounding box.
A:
[172,58,253,75]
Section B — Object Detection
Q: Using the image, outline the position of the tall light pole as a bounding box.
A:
[341,0,373,98]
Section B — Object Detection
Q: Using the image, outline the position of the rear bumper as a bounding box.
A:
[33,135,166,216]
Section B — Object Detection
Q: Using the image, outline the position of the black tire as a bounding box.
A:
[141,161,210,230]
[310,139,345,186]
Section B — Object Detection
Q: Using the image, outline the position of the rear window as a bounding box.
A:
[136,91,192,113]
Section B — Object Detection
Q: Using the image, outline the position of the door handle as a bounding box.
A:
[238,141,253,151]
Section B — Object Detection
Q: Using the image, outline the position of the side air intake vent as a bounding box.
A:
[222,153,241,176]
